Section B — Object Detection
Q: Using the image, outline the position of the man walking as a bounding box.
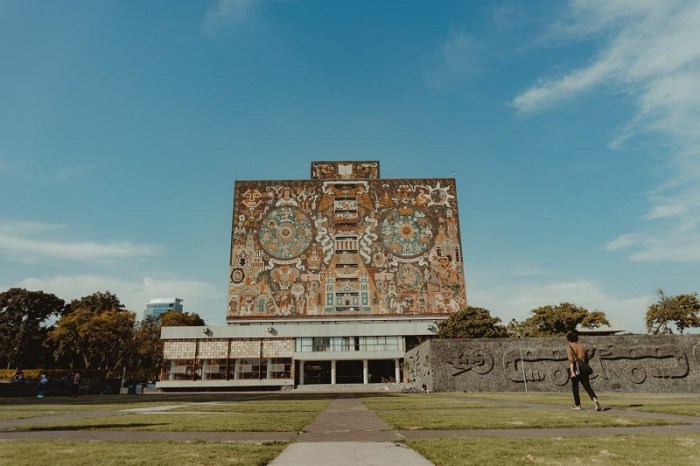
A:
[70,371,81,397]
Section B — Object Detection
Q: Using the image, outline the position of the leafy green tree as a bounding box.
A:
[518,302,609,336]
[0,288,65,369]
[645,290,700,335]
[130,315,163,383]
[437,306,508,338]
[49,291,135,378]
[129,311,206,383]
[159,310,205,326]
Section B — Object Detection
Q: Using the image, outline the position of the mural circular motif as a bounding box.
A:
[380,207,434,258]
[430,188,448,205]
[231,268,245,284]
[258,207,314,260]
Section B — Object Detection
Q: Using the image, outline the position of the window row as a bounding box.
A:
[162,357,293,381]
[295,336,402,353]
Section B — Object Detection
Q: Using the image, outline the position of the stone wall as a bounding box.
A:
[405,335,700,393]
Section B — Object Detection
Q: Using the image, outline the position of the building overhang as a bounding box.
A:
[161,317,444,339]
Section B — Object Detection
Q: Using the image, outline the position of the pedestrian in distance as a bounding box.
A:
[37,373,48,398]
[566,331,602,411]
[11,367,24,384]
[70,371,81,397]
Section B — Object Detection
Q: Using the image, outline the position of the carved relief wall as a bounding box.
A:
[227,161,466,320]
[406,335,700,393]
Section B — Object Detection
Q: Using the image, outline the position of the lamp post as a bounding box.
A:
[512,319,528,392]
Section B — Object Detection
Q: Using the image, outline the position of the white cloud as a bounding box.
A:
[513,0,700,262]
[427,30,483,91]
[0,220,159,263]
[13,275,225,324]
[473,279,653,333]
[0,158,96,183]
[204,0,260,32]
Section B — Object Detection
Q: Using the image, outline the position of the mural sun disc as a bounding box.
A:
[258,207,314,260]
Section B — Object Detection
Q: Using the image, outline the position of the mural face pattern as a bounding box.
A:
[228,163,466,320]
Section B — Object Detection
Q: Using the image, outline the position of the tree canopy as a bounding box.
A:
[437,306,508,338]
[159,310,205,326]
[517,302,609,336]
[645,290,700,335]
[0,288,65,369]
[49,291,135,377]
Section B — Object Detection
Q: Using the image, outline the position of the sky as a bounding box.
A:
[2,0,700,333]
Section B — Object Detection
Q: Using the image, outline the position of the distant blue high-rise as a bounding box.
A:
[144,298,183,319]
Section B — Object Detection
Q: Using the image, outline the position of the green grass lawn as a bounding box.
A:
[0,440,287,466]
[408,433,700,466]
[169,398,330,413]
[2,391,699,466]
[2,394,330,432]
[360,393,688,430]
[452,391,700,417]
[21,411,320,432]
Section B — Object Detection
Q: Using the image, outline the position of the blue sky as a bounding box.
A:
[2,0,699,332]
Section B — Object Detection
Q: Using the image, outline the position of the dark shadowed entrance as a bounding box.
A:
[336,360,363,383]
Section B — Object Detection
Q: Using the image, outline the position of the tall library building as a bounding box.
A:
[157,161,467,389]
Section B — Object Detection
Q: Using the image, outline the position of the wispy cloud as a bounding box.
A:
[13,275,224,322]
[427,30,484,91]
[0,220,159,263]
[0,157,97,183]
[512,0,700,262]
[473,278,653,332]
[204,0,260,33]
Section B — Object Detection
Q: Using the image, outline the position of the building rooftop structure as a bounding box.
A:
[144,297,183,319]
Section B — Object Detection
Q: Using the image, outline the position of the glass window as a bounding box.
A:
[200,358,227,380]
[313,337,330,352]
[164,359,195,381]
[236,358,266,380]
[331,337,351,351]
[268,358,292,379]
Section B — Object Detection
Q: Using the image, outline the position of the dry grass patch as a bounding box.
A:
[1,440,287,466]
[360,393,685,430]
[408,433,700,465]
[171,399,330,413]
[21,411,317,432]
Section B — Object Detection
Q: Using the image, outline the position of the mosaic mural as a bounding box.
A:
[227,161,466,320]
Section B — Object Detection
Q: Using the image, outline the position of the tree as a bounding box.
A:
[130,315,163,383]
[159,311,205,327]
[645,289,700,335]
[49,291,135,378]
[518,302,609,336]
[0,288,65,369]
[129,311,206,383]
[437,306,508,338]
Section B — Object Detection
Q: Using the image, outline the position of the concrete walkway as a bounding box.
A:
[2,393,700,465]
[269,394,433,466]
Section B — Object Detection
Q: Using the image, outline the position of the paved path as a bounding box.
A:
[2,393,700,465]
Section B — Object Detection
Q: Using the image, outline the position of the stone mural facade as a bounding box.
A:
[227,161,466,320]
[406,335,700,393]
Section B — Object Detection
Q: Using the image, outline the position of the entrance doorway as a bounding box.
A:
[301,361,331,384]
[368,359,396,383]
[336,360,363,384]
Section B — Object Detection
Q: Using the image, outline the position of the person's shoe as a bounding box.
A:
[594,399,602,411]
[571,406,582,410]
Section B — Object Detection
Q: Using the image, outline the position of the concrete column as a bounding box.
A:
[234,359,240,380]
[201,361,208,380]
[394,359,401,382]
[363,359,368,384]
[267,358,272,380]
[331,360,336,385]
[299,360,305,385]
